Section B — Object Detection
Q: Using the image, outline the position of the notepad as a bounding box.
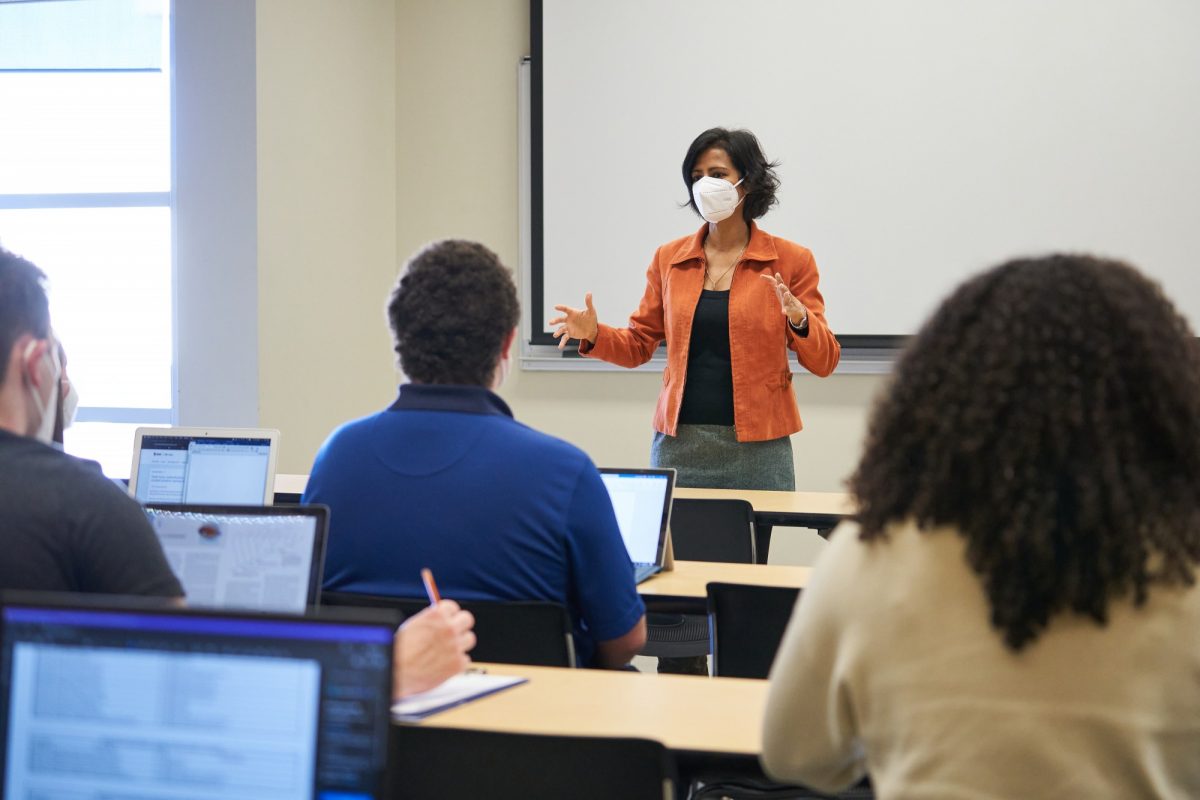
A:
[392,673,528,722]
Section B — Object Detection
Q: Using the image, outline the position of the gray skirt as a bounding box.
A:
[650,424,795,491]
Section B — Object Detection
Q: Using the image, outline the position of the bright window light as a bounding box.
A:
[0,73,169,195]
[0,0,172,477]
[0,208,172,409]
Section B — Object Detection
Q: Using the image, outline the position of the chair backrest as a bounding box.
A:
[390,727,675,800]
[707,582,801,679]
[669,498,757,563]
[321,591,577,668]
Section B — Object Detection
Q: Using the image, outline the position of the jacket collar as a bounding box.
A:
[667,220,778,267]
[388,383,514,418]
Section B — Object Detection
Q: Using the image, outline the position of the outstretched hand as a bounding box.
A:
[760,273,808,328]
[549,292,599,350]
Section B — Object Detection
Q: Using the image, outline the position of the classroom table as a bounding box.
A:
[276,474,855,533]
[274,472,308,502]
[395,662,793,796]
[639,560,809,615]
[672,486,854,534]
[404,662,768,758]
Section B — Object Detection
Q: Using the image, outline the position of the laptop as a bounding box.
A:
[598,467,676,583]
[144,503,329,613]
[129,426,281,505]
[0,594,397,800]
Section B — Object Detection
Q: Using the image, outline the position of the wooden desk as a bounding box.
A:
[408,662,768,758]
[278,474,854,532]
[673,487,854,532]
[275,473,308,501]
[639,560,809,602]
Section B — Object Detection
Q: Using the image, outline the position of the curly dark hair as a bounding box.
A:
[387,240,519,386]
[682,127,781,222]
[849,254,1200,651]
[0,246,51,376]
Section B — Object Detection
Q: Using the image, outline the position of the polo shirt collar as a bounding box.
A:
[388,383,514,417]
[667,220,777,266]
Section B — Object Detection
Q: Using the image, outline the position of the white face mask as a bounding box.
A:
[61,377,79,430]
[692,175,745,223]
[23,340,61,444]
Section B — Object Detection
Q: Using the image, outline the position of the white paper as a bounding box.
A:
[391,673,527,722]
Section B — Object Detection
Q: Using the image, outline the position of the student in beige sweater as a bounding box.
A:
[762,254,1200,799]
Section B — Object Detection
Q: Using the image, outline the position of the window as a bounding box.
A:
[0,0,173,477]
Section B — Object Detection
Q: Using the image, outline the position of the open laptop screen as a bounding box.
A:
[130,428,279,505]
[144,504,328,613]
[0,600,395,800]
[598,468,675,566]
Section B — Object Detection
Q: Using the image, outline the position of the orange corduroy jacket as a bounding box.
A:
[582,222,840,442]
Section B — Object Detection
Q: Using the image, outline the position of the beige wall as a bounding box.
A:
[257,0,399,468]
[256,0,887,545]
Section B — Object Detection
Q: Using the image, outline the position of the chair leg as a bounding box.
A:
[755,525,773,563]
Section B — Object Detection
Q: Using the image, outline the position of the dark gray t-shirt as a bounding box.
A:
[0,429,183,597]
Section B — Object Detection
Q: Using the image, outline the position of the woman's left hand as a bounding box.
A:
[761,272,808,328]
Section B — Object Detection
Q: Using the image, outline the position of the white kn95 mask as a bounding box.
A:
[692,176,745,223]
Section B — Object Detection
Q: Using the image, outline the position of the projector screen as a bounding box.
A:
[531,0,1200,348]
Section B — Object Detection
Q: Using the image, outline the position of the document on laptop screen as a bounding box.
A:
[182,441,271,504]
[147,510,317,612]
[4,643,320,800]
[135,437,272,505]
[600,473,668,564]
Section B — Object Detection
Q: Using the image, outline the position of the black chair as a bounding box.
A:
[644,499,758,664]
[707,582,801,679]
[321,591,576,668]
[390,727,677,800]
[670,498,758,563]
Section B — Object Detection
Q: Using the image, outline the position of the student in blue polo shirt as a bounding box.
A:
[304,239,646,668]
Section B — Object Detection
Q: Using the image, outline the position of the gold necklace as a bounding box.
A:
[704,241,748,289]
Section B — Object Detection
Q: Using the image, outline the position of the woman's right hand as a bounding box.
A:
[549,293,599,350]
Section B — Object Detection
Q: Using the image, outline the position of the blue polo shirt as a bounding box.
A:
[304,383,645,666]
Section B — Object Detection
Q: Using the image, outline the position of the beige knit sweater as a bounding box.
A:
[762,520,1200,799]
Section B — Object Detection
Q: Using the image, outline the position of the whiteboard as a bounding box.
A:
[533,0,1200,343]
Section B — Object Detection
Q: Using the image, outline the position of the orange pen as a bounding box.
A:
[420,567,442,605]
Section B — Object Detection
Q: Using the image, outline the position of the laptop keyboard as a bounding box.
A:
[634,563,661,583]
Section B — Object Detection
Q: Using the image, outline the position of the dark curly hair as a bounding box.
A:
[849,254,1200,651]
[682,127,780,222]
[0,246,51,376]
[387,240,519,386]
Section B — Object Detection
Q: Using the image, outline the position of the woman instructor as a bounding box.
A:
[551,128,839,491]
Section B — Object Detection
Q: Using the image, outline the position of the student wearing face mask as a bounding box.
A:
[551,128,839,497]
[0,247,477,699]
[51,339,79,446]
[0,246,183,598]
[304,240,647,670]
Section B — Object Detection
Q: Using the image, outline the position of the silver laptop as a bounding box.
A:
[598,467,676,583]
[129,426,280,505]
[143,503,329,613]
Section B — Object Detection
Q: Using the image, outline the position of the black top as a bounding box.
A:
[0,430,183,597]
[678,290,735,426]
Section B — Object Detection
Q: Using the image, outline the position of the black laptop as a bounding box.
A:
[144,503,329,612]
[0,593,396,800]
